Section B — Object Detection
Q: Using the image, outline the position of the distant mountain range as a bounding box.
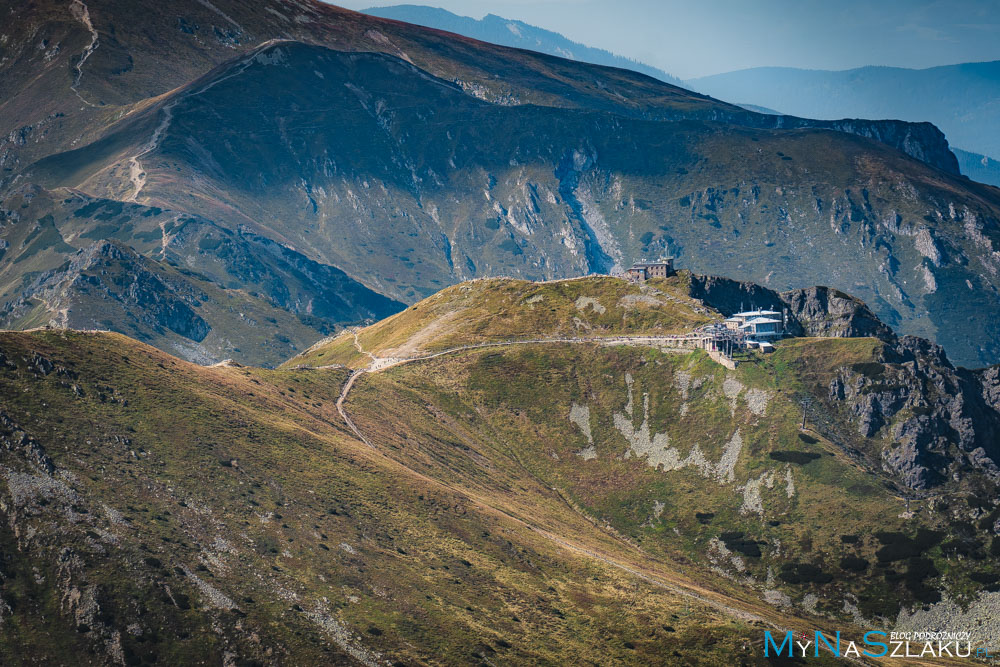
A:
[689,62,1000,167]
[362,4,686,87]
[956,149,1000,189]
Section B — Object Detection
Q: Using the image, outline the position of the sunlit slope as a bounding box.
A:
[0,329,831,665]
[285,275,716,369]
[346,338,1000,628]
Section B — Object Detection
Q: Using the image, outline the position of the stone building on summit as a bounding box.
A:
[625,257,674,282]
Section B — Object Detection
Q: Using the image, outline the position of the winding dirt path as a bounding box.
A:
[333,333,709,444]
[327,333,832,637]
[126,39,293,202]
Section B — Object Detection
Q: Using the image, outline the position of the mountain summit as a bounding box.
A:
[1,0,998,370]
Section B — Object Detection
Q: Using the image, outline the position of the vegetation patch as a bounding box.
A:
[875,529,943,563]
[839,556,868,572]
[769,450,821,465]
[779,562,833,585]
[719,531,762,558]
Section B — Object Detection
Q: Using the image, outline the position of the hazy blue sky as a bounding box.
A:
[333,0,1000,79]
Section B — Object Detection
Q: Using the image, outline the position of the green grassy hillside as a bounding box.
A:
[3,277,1000,662]
[347,339,1000,626]
[0,329,827,665]
[286,275,714,369]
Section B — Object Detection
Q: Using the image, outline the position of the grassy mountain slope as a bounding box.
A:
[3,0,954,171]
[0,329,837,666]
[3,276,1000,663]
[348,339,999,623]
[295,274,1000,494]
[0,0,722,176]
[288,275,714,369]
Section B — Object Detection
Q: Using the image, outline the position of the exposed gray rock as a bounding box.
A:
[825,335,1000,490]
[2,240,211,342]
[0,411,55,474]
[781,286,895,341]
[687,275,1000,491]
[686,275,895,341]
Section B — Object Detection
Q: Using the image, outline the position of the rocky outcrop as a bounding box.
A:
[781,286,895,341]
[827,336,1000,490]
[776,117,959,175]
[976,365,1000,412]
[685,274,791,324]
[686,275,895,341]
[688,109,959,175]
[688,273,1000,491]
[0,410,55,475]
[2,240,210,342]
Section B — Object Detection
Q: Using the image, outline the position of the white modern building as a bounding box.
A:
[723,308,785,341]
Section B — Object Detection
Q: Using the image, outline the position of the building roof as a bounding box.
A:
[733,309,781,318]
[628,261,673,269]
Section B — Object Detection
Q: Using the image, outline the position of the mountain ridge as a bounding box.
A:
[0,0,961,177]
[20,39,998,366]
[361,4,688,87]
[689,60,1000,166]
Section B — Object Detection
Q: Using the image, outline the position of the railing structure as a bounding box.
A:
[578,325,752,367]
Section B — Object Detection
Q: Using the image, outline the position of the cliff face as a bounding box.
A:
[687,110,959,175]
[829,337,1000,490]
[816,118,960,175]
[781,286,896,341]
[685,275,893,340]
[685,272,1000,490]
[776,117,959,175]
